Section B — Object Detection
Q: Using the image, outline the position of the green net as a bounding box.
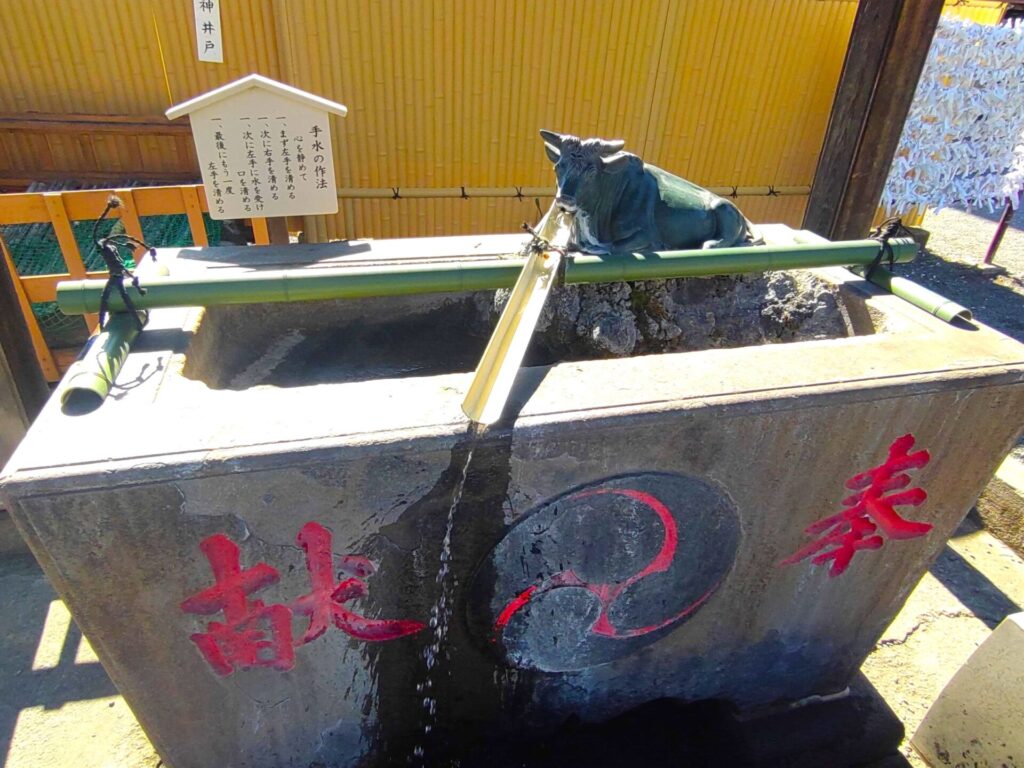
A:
[3,211,222,348]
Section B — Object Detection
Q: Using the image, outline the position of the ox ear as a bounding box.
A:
[539,129,563,163]
[600,151,631,173]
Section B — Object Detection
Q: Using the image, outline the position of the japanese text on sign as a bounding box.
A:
[193,0,223,63]
[166,76,345,220]
[194,112,338,220]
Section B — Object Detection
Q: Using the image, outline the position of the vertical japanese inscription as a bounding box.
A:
[196,114,335,218]
[185,89,340,220]
[193,0,223,63]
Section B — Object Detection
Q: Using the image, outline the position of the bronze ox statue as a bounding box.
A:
[540,130,759,254]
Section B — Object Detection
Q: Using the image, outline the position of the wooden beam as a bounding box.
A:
[135,184,207,216]
[0,185,209,225]
[0,193,50,224]
[804,0,944,240]
[0,233,58,388]
[0,170,200,189]
[0,112,191,136]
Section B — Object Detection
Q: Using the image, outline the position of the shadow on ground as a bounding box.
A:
[899,252,1024,344]
[0,554,120,767]
[938,512,1022,630]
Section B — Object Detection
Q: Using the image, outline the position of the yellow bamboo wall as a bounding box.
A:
[1,0,867,237]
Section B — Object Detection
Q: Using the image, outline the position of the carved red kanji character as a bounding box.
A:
[781,434,933,577]
[291,521,424,643]
[180,534,295,676]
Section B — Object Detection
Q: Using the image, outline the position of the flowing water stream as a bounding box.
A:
[410,424,481,766]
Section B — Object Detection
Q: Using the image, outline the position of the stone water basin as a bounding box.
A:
[3,225,1024,767]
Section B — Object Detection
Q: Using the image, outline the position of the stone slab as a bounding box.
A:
[912,612,1024,768]
[976,456,1024,558]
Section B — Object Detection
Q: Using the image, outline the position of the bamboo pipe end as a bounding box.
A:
[60,369,109,414]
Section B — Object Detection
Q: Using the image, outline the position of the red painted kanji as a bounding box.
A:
[781,433,933,577]
[182,522,424,677]
[292,521,425,643]
[180,534,296,676]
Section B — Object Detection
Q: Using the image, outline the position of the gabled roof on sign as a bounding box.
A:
[165,74,348,120]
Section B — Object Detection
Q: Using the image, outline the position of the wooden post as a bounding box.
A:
[42,192,100,329]
[0,233,51,413]
[251,217,271,245]
[804,0,944,241]
[181,185,210,247]
[266,216,289,244]
[113,188,146,242]
[983,198,1014,266]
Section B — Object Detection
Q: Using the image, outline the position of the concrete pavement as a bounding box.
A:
[0,552,159,768]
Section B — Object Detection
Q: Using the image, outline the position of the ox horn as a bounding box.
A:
[539,129,565,149]
[540,129,563,162]
[597,139,625,155]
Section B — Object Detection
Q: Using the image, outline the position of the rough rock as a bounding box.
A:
[476,272,848,360]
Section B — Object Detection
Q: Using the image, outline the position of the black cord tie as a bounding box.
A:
[514,186,524,201]
[866,216,915,280]
[92,195,152,332]
[460,186,469,200]
[391,187,401,200]
[97,245,147,333]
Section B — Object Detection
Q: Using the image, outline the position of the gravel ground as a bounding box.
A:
[902,204,1024,345]
[903,204,1024,460]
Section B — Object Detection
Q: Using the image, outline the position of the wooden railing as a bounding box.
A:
[0,183,278,381]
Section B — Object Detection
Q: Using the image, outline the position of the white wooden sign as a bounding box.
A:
[166,75,348,220]
[193,0,223,63]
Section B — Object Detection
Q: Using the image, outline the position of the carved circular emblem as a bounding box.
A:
[468,473,740,672]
